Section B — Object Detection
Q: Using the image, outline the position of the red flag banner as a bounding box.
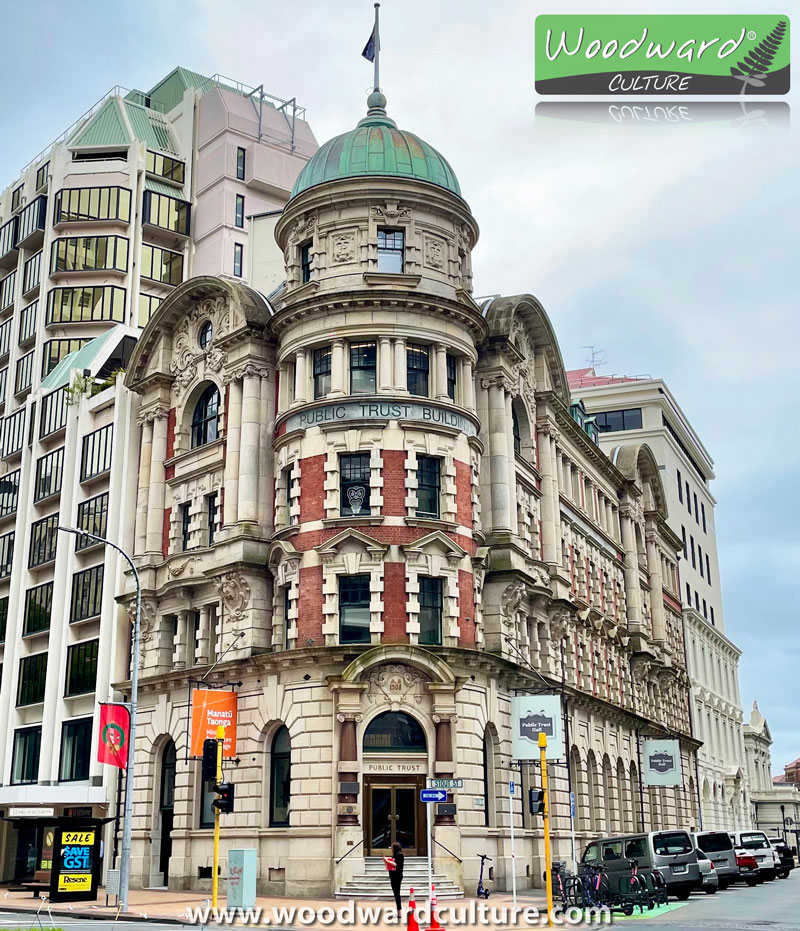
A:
[97,703,131,769]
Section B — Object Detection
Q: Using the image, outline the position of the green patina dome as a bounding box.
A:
[290,99,461,199]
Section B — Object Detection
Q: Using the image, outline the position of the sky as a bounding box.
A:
[1,0,798,770]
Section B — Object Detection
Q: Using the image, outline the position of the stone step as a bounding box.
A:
[335,888,464,899]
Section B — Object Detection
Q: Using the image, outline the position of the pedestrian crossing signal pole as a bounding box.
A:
[212,724,224,908]
[539,732,553,927]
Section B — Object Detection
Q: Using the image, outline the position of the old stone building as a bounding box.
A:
[123,89,698,896]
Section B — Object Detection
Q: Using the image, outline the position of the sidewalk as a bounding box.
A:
[0,885,555,929]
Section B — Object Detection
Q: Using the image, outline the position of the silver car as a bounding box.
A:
[692,831,739,889]
[695,849,719,894]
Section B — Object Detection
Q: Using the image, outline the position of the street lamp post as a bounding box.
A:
[57,525,141,913]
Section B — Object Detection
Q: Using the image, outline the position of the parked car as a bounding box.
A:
[733,847,761,886]
[581,830,700,900]
[695,849,719,894]
[731,831,776,881]
[769,839,795,878]
[692,831,739,890]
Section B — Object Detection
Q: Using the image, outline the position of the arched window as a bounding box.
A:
[512,407,522,455]
[191,385,220,448]
[363,712,426,754]
[269,726,291,827]
[482,728,495,827]
[198,321,213,350]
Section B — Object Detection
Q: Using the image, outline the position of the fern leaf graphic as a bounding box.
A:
[731,19,788,85]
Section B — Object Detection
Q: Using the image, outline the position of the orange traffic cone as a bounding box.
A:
[407,887,420,931]
[429,884,442,931]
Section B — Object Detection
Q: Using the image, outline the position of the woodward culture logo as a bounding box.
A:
[535,15,790,95]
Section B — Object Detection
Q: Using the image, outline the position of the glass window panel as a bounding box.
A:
[0,469,20,517]
[76,492,109,549]
[340,453,371,515]
[349,342,376,394]
[377,228,405,273]
[71,565,103,622]
[407,344,429,397]
[11,726,42,783]
[65,639,99,696]
[34,447,64,501]
[339,574,371,644]
[0,530,14,578]
[29,513,59,567]
[416,456,441,517]
[269,726,291,827]
[17,653,48,706]
[418,577,443,645]
[191,385,220,448]
[80,424,113,481]
[59,718,92,781]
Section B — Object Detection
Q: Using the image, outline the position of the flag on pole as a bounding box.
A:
[97,702,131,769]
[362,26,378,62]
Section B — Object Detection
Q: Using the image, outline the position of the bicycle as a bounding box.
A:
[573,862,614,910]
[550,861,580,909]
[617,859,651,914]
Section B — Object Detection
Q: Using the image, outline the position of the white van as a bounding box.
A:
[730,830,776,881]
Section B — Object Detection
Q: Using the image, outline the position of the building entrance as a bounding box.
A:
[365,776,426,856]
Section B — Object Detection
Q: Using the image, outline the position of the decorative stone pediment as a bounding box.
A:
[318,528,388,557]
[401,530,468,565]
[366,663,428,708]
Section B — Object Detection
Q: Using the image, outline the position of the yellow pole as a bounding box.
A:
[539,732,554,928]
[212,724,225,908]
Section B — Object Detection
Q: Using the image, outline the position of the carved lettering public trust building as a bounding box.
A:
[124,89,699,895]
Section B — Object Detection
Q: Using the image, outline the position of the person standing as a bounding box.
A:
[388,841,404,912]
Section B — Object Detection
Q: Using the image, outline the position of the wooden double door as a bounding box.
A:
[364,775,427,856]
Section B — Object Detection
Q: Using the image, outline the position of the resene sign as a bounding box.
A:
[535,15,790,95]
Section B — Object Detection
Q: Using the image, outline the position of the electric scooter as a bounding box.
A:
[477,854,492,899]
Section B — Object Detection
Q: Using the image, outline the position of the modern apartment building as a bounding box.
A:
[0,66,316,883]
[570,370,750,831]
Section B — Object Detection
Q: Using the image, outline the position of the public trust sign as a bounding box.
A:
[283,399,479,437]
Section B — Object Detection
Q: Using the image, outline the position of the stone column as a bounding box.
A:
[135,418,153,555]
[145,409,169,554]
[258,371,274,529]
[504,391,519,533]
[277,362,290,411]
[337,714,361,826]
[238,370,261,523]
[293,349,308,404]
[393,339,407,392]
[646,529,666,641]
[433,715,456,826]
[620,509,642,631]
[223,377,242,526]
[196,605,211,665]
[606,500,614,535]
[174,609,189,668]
[460,359,475,409]
[331,340,346,396]
[434,345,449,401]
[486,379,511,532]
[378,337,393,392]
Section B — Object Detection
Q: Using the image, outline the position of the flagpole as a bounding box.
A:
[373,3,381,91]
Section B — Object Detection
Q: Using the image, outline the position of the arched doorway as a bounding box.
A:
[158,740,176,885]
[363,711,427,856]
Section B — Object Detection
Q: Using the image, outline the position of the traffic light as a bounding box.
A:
[202,739,218,783]
[529,788,545,815]
[212,782,235,814]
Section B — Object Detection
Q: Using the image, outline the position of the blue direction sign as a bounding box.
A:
[420,789,447,803]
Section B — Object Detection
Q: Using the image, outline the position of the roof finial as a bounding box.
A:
[362,3,387,115]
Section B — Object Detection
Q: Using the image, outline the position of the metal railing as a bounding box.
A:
[433,837,462,863]
[336,838,364,865]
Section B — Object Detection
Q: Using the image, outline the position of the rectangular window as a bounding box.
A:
[233,243,243,278]
[76,492,109,549]
[0,595,7,643]
[300,241,312,283]
[710,606,715,626]
[138,292,162,327]
[685,481,691,512]
[54,186,132,224]
[418,577,443,646]
[140,243,183,285]
[377,228,404,273]
[17,652,47,706]
[11,185,23,212]
[235,194,245,228]
[340,453,371,516]
[22,251,42,296]
[24,582,53,635]
[59,718,92,781]
[349,342,376,393]
[594,408,643,433]
[681,525,686,554]
[0,530,13,578]
[142,191,190,236]
[0,365,6,401]
[11,726,41,784]
[695,591,700,610]
[14,351,34,394]
[236,146,246,180]
[0,271,15,311]
[0,318,11,355]
[207,493,218,545]
[693,492,699,522]
[407,344,430,397]
[416,456,441,518]
[2,407,26,456]
[677,469,683,502]
[701,502,707,533]
[71,565,103,622]
[313,346,331,398]
[50,235,129,273]
[34,447,64,501]
[65,639,99,696]
[689,536,696,569]
[698,546,704,578]
[446,353,457,401]
[339,574,371,644]
[42,338,92,377]
[685,582,690,604]
[19,301,38,346]
[40,387,68,438]
[181,503,191,551]
[29,513,59,567]
[0,218,17,260]
[284,586,291,645]
[706,553,711,584]
[0,468,19,517]
[146,151,185,184]
[35,162,49,191]
[47,285,126,325]
[703,599,708,619]
[80,424,113,481]
[17,195,47,243]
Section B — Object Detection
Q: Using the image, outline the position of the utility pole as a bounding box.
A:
[540,732,554,927]
[212,724,224,908]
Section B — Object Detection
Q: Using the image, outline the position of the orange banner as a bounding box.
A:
[190,689,238,758]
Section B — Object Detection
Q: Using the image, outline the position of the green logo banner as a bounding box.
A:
[535,15,790,95]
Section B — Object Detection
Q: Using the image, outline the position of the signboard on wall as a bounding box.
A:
[642,739,683,786]
[283,399,479,437]
[190,689,238,758]
[511,694,564,760]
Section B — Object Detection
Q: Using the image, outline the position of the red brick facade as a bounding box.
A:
[382,562,409,643]
[455,459,472,527]
[291,525,478,555]
[299,454,325,523]
[162,506,171,558]
[381,450,406,517]
[458,569,476,646]
[297,564,324,645]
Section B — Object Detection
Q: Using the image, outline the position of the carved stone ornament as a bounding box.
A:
[366,664,426,707]
[127,599,157,671]
[213,572,252,621]
[423,235,445,270]
[332,233,356,264]
[205,347,227,373]
[530,565,551,589]
[501,580,528,618]
[290,212,317,242]
[371,203,411,223]
[136,405,170,426]
[168,556,196,578]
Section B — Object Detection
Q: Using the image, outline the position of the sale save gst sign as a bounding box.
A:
[57,830,94,892]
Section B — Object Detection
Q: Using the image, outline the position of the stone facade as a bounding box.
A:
[122,96,698,896]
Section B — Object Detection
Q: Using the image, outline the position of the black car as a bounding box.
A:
[770,840,795,878]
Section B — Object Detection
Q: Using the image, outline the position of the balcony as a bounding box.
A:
[0,216,18,269]
[142,190,191,248]
[16,196,47,250]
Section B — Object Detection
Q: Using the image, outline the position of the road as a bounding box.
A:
[0,913,191,931]
[650,872,800,929]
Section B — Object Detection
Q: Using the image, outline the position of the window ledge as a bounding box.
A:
[363,272,421,288]
[22,628,51,639]
[288,279,320,301]
[406,517,457,530]
[322,516,385,528]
